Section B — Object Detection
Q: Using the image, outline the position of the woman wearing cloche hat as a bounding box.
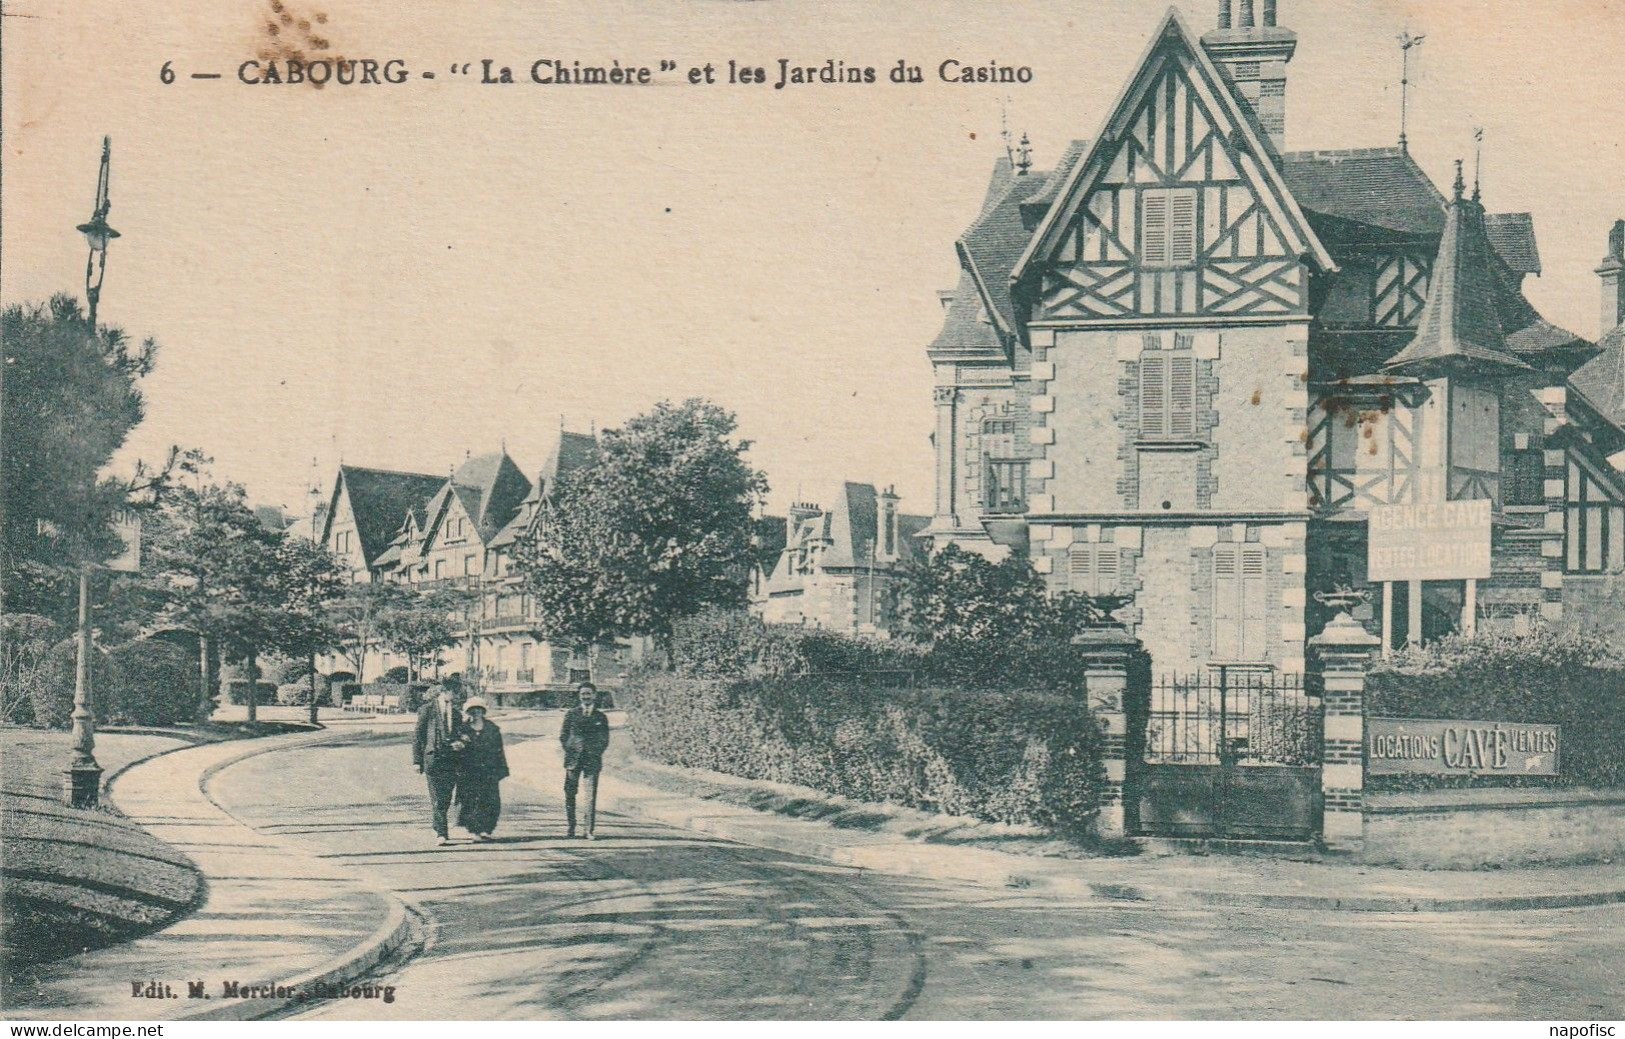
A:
[455,697,509,840]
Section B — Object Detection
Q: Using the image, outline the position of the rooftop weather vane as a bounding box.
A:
[1015,132,1033,176]
[1473,126,1485,201]
[1397,31,1426,153]
[999,97,1014,166]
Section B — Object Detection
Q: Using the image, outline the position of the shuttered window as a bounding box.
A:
[1213,544,1268,661]
[1068,544,1121,597]
[1139,350,1198,439]
[1140,187,1198,268]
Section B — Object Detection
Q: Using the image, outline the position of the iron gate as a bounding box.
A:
[1133,667,1323,840]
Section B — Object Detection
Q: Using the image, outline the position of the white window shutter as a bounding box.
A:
[1069,545,1094,594]
[1212,545,1240,659]
[1170,190,1197,264]
[1140,353,1168,437]
[1095,548,1120,596]
[1169,353,1196,437]
[1142,191,1169,266]
[1240,546,1268,661]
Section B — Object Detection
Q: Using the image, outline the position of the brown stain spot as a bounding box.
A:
[969,132,977,141]
[254,1,342,88]
[1250,389,1262,406]
[1297,428,1310,443]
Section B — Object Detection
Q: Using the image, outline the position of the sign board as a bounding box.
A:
[106,511,142,574]
[1367,717,1559,776]
[1367,499,1491,582]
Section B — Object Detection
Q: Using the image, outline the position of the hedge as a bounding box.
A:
[104,641,198,726]
[1367,625,1625,789]
[627,671,1104,833]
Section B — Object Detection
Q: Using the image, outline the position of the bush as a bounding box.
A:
[382,665,411,683]
[2,614,59,725]
[264,655,313,686]
[33,639,117,729]
[224,679,277,706]
[1368,625,1625,788]
[399,684,430,713]
[276,673,330,706]
[627,672,1103,833]
[104,641,198,726]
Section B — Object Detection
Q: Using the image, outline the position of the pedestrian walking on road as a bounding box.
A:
[455,697,508,840]
[561,682,610,839]
[413,686,467,846]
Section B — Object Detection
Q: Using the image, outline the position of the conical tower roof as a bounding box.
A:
[1386,163,1531,377]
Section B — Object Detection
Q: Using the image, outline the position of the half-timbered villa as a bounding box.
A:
[923,2,1625,673]
[318,433,632,694]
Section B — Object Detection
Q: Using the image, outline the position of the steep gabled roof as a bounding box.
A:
[1386,176,1530,375]
[1282,148,1446,239]
[1013,7,1335,289]
[1485,212,1542,276]
[928,270,1006,358]
[326,465,446,565]
[450,450,532,542]
[1572,326,1625,429]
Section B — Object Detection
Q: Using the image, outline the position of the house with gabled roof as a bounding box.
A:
[318,434,628,694]
[924,3,1625,673]
[754,483,929,635]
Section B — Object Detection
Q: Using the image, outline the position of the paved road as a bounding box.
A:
[206,719,1625,1020]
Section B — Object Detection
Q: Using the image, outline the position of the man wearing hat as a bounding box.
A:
[559,682,611,839]
[413,686,467,846]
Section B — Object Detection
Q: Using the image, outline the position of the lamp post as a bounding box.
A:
[64,137,121,808]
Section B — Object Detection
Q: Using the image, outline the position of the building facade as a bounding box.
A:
[753,483,928,635]
[318,433,634,691]
[923,4,1625,674]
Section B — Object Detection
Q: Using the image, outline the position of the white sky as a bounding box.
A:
[4,0,1622,518]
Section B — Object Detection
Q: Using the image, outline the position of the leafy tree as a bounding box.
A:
[896,543,1127,646]
[271,533,345,723]
[376,587,466,681]
[1,296,185,621]
[325,582,411,688]
[513,399,768,664]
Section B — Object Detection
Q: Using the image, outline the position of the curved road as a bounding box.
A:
[206,718,1624,1020]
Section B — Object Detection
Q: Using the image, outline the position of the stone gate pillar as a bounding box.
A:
[1308,611,1380,852]
[1072,626,1141,840]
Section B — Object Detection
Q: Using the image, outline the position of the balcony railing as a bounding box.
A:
[517,669,535,683]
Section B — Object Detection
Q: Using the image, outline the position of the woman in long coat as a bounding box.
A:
[455,697,509,839]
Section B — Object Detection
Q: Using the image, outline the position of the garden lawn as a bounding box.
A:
[0,721,310,987]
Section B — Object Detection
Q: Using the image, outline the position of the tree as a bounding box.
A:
[270,534,345,724]
[376,588,465,682]
[896,543,1128,646]
[513,399,768,663]
[326,582,411,689]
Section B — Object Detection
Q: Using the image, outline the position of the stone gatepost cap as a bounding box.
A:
[1070,625,1138,649]
[1308,611,1382,650]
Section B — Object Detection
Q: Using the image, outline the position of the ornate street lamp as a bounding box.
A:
[76,136,120,332]
[64,137,121,808]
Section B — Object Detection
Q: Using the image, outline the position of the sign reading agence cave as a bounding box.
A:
[1367,717,1560,776]
[1367,499,1492,582]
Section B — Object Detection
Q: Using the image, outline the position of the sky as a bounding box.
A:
[4,0,1622,518]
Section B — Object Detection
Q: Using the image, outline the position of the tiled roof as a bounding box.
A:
[958,167,1056,339]
[333,465,446,565]
[491,432,599,547]
[1386,187,1529,375]
[1281,148,1445,238]
[1572,325,1625,427]
[1485,212,1542,275]
[451,450,532,542]
[927,271,1004,357]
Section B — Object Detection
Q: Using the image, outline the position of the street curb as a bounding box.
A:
[106,724,421,1022]
[604,778,1625,914]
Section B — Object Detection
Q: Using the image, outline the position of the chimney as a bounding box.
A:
[875,485,900,561]
[1598,219,1625,335]
[1203,0,1297,154]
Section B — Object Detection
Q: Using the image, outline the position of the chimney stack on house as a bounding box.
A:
[1204,0,1297,154]
[1598,219,1625,336]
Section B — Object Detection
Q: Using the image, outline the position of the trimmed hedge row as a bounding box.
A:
[1367,625,1625,789]
[626,671,1104,833]
[1,619,199,727]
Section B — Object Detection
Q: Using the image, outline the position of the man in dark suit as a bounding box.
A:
[413,687,467,846]
[560,682,610,839]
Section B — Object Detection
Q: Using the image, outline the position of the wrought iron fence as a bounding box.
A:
[1144,667,1321,766]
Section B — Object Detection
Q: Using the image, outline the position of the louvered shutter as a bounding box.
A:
[1140,353,1168,437]
[1069,545,1094,594]
[1094,548,1120,597]
[1212,545,1240,659]
[1240,546,1268,660]
[1169,353,1196,437]
[1142,192,1169,266]
[1170,190,1197,265]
